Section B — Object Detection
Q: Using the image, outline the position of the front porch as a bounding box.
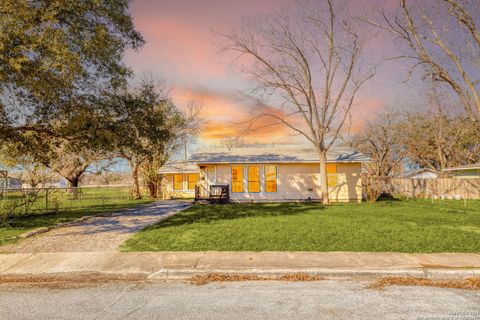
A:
[195,184,230,204]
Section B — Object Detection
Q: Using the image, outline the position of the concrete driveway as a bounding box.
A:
[0,201,191,253]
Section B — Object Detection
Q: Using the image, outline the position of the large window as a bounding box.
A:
[248,165,260,193]
[231,166,244,192]
[327,164,338,187]
[187,174,199,190]
[173,174,183,191]
[265,165,277,192]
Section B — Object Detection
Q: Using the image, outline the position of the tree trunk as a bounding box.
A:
[66,176,80,199]
[67,177,80,188]
[147,180,157,198]
[318,148,330,205]
[130,162,141,200]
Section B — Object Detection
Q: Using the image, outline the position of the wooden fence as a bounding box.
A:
[387,178,480,200]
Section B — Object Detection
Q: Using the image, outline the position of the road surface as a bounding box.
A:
[0,280,479,320]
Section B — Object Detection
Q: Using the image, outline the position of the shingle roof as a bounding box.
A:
[190,147,369,164]
[443,163,480,171]
[159,161,200,174]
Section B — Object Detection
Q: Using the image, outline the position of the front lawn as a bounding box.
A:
[122,200,480,253]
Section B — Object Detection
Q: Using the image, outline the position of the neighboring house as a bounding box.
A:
[443,163,480,178]
[183,146,369,203]
[401,168,438,179]
[159,161,200,199]
[21,178,67,189]
[0,177,23,189]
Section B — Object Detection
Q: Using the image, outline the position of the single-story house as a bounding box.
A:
[443,163,480,178]
[160,147,369,202]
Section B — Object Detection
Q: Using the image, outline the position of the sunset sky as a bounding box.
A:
[124,0,426,147]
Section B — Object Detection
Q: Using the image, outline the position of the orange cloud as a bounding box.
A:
[349,97,386,133]
[172,86,305,144]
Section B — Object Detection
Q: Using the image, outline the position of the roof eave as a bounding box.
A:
[194,160,370,164]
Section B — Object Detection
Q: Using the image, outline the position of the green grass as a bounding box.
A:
[122,199,480,253]
[0,187,153,246]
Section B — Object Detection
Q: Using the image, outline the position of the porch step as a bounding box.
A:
[193,199,210,204]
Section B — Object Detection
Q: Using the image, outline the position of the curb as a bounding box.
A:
[2,268,479,282]
[147,268,480,281]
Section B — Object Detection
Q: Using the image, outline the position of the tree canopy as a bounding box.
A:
[108,80,187,198]
[0,0,144,133]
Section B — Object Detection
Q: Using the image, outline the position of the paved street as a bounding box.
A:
[0,201,191,253]
[0,280,479,320]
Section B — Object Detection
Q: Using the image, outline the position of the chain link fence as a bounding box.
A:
[0,186,134,223]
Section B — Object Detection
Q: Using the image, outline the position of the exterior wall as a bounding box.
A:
[161,173,195,199]
[453,169,480,178]
[213,162,362,202]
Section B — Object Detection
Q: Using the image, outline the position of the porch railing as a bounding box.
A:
[195,184,230,203]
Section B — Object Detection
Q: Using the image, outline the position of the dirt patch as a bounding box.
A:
[0,273,147,289]
[368,277,480,290]
[189,273,324,286]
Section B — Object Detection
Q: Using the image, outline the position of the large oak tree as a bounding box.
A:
[0,0,143,186]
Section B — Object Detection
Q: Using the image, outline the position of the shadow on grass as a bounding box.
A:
[146,202,325,230]
[2,202,153,231]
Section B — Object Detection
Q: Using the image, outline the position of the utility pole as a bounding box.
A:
[184,132,188,161]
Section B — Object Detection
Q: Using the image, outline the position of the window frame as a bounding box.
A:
[247,165,261,193]
[264,164,278,193]
[327,163,338,188]
[173,173,184,191]
[231,165,244,193]
[187,173,199,191]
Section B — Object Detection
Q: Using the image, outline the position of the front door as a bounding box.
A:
[205,165,216,186]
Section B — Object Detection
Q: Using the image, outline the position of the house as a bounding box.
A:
[443,163,480,178]
[159,147,369,202]
[159,161,200,199]
[401,168,438,179]
[0,177,23,189]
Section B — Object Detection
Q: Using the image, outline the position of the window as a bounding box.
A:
[231,166,244,192]
[173,174,183,190]
[327,164,337,187]
[187,174,199,190]
[248,165,260,192]
[265,165,277,192]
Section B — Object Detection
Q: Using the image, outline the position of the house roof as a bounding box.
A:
[159,161,200,174]
[401,168,438,178]
[189,147,370,164]
[443,163,480,172]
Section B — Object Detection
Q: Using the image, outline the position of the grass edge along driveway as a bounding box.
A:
[122,200,480,253]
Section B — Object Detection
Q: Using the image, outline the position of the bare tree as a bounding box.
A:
[16,163,53,188]
[218,0,374,204]
[350,111,404,202]
[219,137,249,150]
[399,110,480,172]
[181,101,204,160]
[84,158,120,186]
[368,0,480,124]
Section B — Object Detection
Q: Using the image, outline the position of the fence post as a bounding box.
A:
[45,188,49,211]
